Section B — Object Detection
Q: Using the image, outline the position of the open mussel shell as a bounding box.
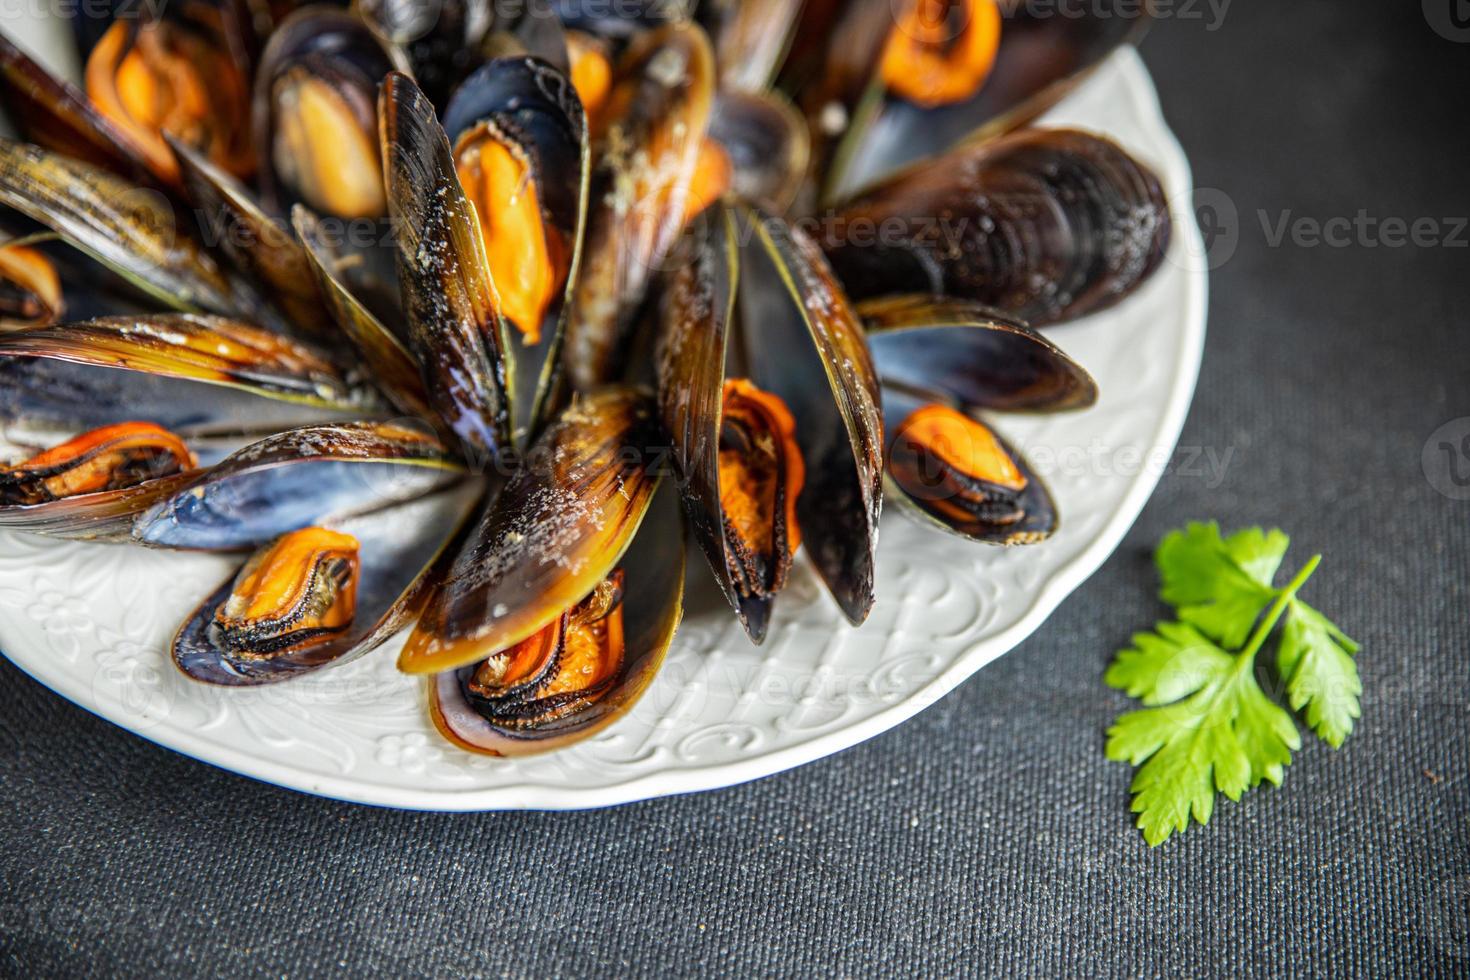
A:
[400,386,666,676]
[380,70,513,461]
[708,89,810,215]
[822,128,1171,327]
[0,314,377,437]
[168,136,335,341]
[77,0,256,184]
[880,386,1056,545]
[172,481,482,685]
[292,205,433,421]
[562,21,715,392]
[441,55,590,444]
[133,420,465,550]
[812,0,1149,199]
[0,468,198,541]
[656,203,884,642]
[0,139,257,318]
[429,477,684,756]
[861,296,1098,412]
[0,30,162,188]
[253,7,409,219]
[861,297,1085,544]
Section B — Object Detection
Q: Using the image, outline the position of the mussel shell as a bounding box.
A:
[701,0,803,92]
[562,21,715,391]
[881,386,1055,545]
[172,481,482,685]
[861,296,1097,412]
[441,55,591,443]
[816,0,1149,198]
[168,136,335,341]
[252,8,409,215]
[0,314,375,436]
[0,467,198,541]
[133,420,464,550]
[292,205,434,421]
[822,128,1171,326]
[656,204,883,641]
[708,89,810,215]
[480,1,570,71]
[0,138,253,317]
[400,386,665,675]
[430,475,683,756]
[0,30,162,187]
[380,70,513,461]
[355,0,481,107]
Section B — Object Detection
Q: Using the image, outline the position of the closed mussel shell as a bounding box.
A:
[172,481,482,685]
[822,129,1171,326]
[133,420,464,550]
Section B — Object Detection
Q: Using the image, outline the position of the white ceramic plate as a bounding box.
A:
[0,18,1206,809]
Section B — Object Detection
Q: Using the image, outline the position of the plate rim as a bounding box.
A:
[0,46,1206,811]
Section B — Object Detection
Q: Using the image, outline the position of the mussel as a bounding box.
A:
[802,0,1149,198]
[0,235,64,330]
[253,8,408,218]
[562,21,716,391]
[0,313,374,437]
[440,55,591,441]
[80,0,255,183]
[174,483,481,684]
[861,295,1096,543]
[132,420,464,550]
[656,202,884,642]
[821,128,1172,326]
[0,421,196,506]
[404,387,685,755]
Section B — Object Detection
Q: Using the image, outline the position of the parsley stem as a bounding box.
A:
[1238,554,1321,664]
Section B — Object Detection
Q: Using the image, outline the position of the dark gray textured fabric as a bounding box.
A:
[2,3,1467,976]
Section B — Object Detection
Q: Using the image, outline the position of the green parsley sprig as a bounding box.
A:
[1105,523,1360,846]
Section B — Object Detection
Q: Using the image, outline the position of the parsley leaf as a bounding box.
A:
[1108,528,1360,846]
[1156,522,1288,648]
[1279,602,1362,748]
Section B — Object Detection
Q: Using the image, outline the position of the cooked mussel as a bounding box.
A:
[0,421,196,506]
[0,235,64,330]
[707,89,810,214]
[805,0,1149,198]
[254,8,408,218]
[822,128,1172,326]
[211,526,361,658]
[861,296,1096,543]
[563,21,716,391]
[440,55,590,440]
[0,29,169,188]
[413,387,685,755]
[173,483,480,684]
[0,313,374,436]
[379,70,513,458]
[0,139,260,319]
[81,0,255,183]
[656,203,883,642]
[133,420,464,550]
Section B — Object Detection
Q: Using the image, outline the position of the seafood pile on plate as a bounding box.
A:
[0,0,1170,755]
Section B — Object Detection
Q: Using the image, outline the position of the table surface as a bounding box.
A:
[3,3,1467,975]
